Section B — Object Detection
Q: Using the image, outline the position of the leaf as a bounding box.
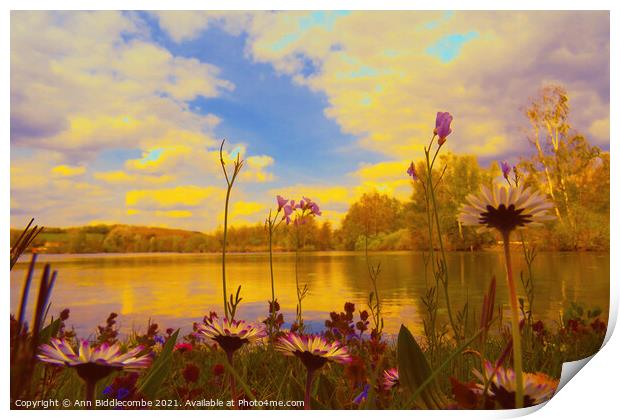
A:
[137,329,179,398]
[38,318,61,344]
[402,326,488,409]
[397,324,446,409]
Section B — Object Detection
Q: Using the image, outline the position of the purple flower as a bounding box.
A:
[434,111,453,144]
[276,195,288,211]
[407,161,418,180]
[103,386,113,396]
[154,335,165,345]
[353,384,370,404]
[500,161,511,179]
[283,204,293,224]
[310,202,322,216]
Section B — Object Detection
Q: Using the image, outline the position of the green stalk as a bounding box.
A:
[268,219,276,335]
[502,230,524,408]
[222,184,232,319]
[269,228,275,307]
[425,145,459,342]
[365,235,382,333]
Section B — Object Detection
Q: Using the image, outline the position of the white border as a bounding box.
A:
[2,1,617,419]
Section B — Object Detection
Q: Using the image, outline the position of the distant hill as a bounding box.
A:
[9,222,336,254]
[9,224,220,254]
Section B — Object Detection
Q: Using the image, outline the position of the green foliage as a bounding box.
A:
[397,325,447,409]
[137,329,179,398]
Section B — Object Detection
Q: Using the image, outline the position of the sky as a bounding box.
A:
[10,11,610,231]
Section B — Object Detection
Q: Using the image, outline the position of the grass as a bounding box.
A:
[12,302,605,410]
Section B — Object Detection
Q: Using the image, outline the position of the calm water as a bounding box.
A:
[10,251,609,337]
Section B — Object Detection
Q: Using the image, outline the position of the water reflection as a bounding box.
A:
[10,251,609,337]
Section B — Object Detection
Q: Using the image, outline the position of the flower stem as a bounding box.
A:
[502,230,524,408]
[304,368,316,410]
[85,380,96,409]
[226,350,237,408]
[222,184,231,320]
[269,229,275,306]
[425,145,459,343]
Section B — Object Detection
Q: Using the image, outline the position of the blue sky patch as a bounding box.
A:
[427,31,479,62]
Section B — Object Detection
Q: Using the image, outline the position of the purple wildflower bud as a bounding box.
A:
[276,195,288,211]
[154,335,165,345]
[407,161,418,180]
[103,386,113,396]
[500,161,511,179]
[434,111,453,144]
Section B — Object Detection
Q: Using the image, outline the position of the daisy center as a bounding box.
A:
[479,204,533,232]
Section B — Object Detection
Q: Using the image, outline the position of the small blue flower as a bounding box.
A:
[117,388,130,400]
[353,384,370,405]
[154,335,165,345]
[102,386,113,396]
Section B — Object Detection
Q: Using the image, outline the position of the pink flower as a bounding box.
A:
[276,195,288,211]
[283,204,293,224]
[434,111,453,144]
[310,202,322,216]
[174,343,193,353]
[383,368,399,390]
[407,161,418,180]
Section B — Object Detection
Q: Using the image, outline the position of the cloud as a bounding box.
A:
[228,201,265,225]
[93,170,174,185]
[240,155,275,183]
[238,11,609,162]
[11,11,231,156]
[151,11,251,42]
[588,117,610,145]
[51,164,86,177]
[351,161,413,200]
[125,185,224,210]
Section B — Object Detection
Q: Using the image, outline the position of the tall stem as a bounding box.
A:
[365,235,381,333]
[502,230,524,408]
[268,226,276,337]
[425,146,459,342]
[222,186,231,319]
[269,230,275,305]
[304,368,316,410]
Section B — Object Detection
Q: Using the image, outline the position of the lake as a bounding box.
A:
[10,251,610,338]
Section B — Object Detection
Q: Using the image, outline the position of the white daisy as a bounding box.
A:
[459,184,554,233]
